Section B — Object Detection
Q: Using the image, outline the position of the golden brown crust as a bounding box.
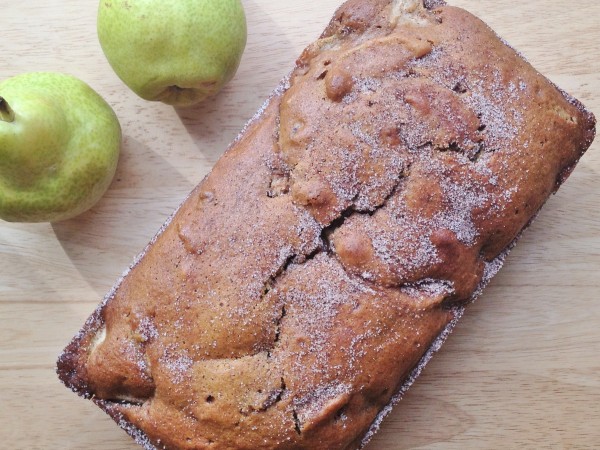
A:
[58,1,595,449]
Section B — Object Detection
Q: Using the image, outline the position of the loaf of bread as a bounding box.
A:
[57,0,595,448]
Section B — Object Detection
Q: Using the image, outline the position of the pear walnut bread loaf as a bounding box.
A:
[57,0,595,448]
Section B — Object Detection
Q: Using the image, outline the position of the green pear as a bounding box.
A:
[0,72,121,223]
[97,0,247,107]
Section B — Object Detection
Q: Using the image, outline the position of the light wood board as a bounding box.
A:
[1,0,598,448]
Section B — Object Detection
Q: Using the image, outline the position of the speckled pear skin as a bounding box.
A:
[97,0,247,106]
[0,72,121,222]
[58,0,595,449]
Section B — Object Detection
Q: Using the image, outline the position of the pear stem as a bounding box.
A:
[0,96,15,123]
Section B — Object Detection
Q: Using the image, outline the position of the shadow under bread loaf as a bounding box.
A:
[57,0,595,449]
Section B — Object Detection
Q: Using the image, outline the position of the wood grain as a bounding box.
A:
[1,0,598,448]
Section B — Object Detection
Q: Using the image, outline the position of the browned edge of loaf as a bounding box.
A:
[56,0,596,448]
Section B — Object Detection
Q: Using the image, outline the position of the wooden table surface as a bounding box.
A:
[1,1,598,448]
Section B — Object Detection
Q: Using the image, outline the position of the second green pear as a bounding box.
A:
[97,0,247,107]
[0,72,121,222]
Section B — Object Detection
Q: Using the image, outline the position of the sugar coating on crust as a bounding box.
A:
[57,1,595,449]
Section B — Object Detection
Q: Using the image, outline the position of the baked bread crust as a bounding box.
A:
[57,1,595,449]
